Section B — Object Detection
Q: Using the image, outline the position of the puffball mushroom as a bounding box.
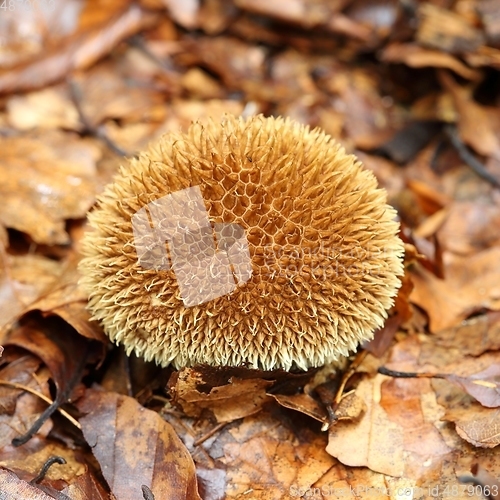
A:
[79,115,404,371]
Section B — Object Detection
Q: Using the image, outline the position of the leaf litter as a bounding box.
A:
[1,0,500,498]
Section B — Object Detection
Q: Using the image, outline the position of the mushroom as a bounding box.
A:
[79,115,404,371]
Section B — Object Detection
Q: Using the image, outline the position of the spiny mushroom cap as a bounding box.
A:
[79,115,404,371]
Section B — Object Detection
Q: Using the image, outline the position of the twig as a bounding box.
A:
[128,35,176,74]
[0,379,81,430]
[67,78,128,157]
[11,344,89,446]
[378,366,446,380]
[334,350,368,405]
[444,124,500,189]
[30,456,66,484]
[193,422,227,447]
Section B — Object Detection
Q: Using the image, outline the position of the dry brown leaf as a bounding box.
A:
[62,470,113,500]
[78,389,202,500]
[444,404,500,448]
[0,366,52,449]
[162,0,200,29]
[192,36,266,90]
[381,43,481,80]
[3,317,93,447]
[0,4,156,94]
[219,410,335,499]
[271,392,327,423]
[435,200,500,254]
[0,354,43,416]
[180,67,224,99]
[72,63,167,127]
[445,364,500,408]
[25,258,107,343]
[377,337,453,478]
[235,0,333,27]
[324,68,397,149]
[6,86,80,131]
[0,436,86,486]
[171,368,273,423]
[379,379,451,477]
[0,468,56,500]
[0,260,33,337]
[0,132,100,245]
[439,71,500,159]
[410,248,500,332]
[327,374,405,477]
[465,45,500,69]
[334,391,366,421]
[0,253,66,333]
[416,3,484,54]
[363,314,402,358]
[0,0,82,68]
[432,313,500,357]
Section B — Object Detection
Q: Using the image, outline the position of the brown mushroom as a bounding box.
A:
[79,115,404,371]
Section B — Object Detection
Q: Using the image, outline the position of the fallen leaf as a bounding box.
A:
[439,71,500,159]
[220,409,335,499]
[0,468,55,500]
[71,63,167,128]
[381,43,481,80]
[444,404,500,448]
[0,436,85,485]
[25,258,107,343]
[327,374,405,477]
[432,312,500,357]
[0,132,100,245]
[78,389,202,500]
[0,368,52,449]
[162,0,200,29]
[435,200,500,254]
[416,3,484,54]
[410,248,500,332]
[170,368,273,423]
[3,317,93,445]
[445,364,500,408]
[6,86,80,131]
[0,4,156,94]
[61,469,112,500]
[271,392,327,424]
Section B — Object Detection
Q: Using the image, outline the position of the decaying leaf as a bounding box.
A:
[445,364,500,408]
[78,389,202,500]
[444,404,500,448]
[270,392,328,424]
[1,0,500,495]
[327,374,405,477]
[410,248,500,332]
[170,368,273,423]
[0,468,56,500]
[0,132,100,245]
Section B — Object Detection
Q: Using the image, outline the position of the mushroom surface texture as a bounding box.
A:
[79,114,404,371]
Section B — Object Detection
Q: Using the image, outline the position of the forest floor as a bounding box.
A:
[1,0,500,499]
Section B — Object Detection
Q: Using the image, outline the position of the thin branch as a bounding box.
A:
[30,456,66,484]
[0,379,81,430]
[444,124,500,189]
[193,422,227,447]
[378,366,446,380]
[334,350,368,405]
[67,78,128,157]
